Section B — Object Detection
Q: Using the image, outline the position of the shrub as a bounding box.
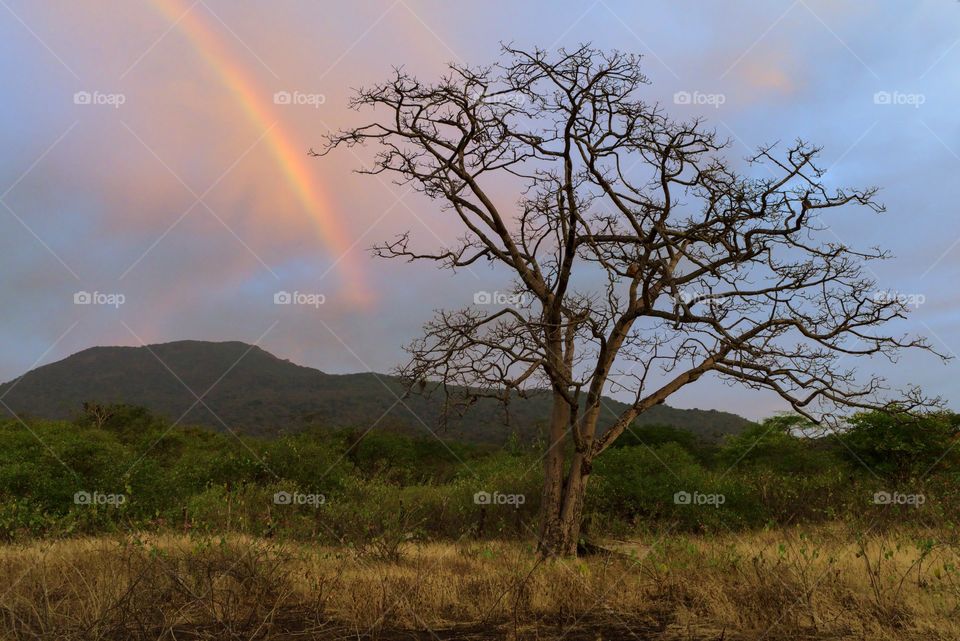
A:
[839,410,960,481]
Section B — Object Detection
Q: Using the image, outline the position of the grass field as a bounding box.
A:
[1,524,957,640]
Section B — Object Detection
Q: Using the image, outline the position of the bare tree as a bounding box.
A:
[81,402,115,430]
[319,45,941,557]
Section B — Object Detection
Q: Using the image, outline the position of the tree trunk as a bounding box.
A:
[537,391,569,555]
[538,442,592,558]
[558,452,590,555]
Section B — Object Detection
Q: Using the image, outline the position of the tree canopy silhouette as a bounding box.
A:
[320,45,942,557]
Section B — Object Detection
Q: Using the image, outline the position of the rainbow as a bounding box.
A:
[149,0,371,304]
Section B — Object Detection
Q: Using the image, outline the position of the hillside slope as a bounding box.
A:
[0,341,752,444]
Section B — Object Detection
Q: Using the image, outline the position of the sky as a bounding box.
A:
[1,0,958,420]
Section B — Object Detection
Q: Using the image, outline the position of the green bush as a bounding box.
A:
[589,443,759,532]
[1,407,958,541]
[839,410,959,481]
[717,415,840,476]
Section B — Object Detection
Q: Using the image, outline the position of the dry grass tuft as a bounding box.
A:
[0,526,957,640]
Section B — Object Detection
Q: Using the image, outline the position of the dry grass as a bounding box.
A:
[0,525,958,640]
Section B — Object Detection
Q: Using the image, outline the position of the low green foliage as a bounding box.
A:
[0,405,955,542]
[839,410,960,481]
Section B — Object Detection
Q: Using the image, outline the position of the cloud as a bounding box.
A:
[1,0,957,415]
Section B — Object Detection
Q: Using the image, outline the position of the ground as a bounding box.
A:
[0,525,956,640]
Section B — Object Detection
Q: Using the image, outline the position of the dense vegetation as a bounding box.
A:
[1,404,957,552]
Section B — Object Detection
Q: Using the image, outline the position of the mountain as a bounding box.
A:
[0,340,752,444]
